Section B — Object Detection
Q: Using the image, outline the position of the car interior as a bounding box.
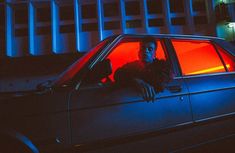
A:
[105,38,168,82]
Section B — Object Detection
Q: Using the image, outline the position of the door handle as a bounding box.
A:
[167,85,182,93]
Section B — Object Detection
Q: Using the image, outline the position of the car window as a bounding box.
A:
[215,44,235,72]
[171,39,226,76]
[54,37,112,86]
[106,38,168,81]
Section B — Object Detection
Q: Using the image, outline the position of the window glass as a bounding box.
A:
[126,20,142,28]
[125,1,140,16]
[104,21,120,30]
[170,0,184,13]
[216,44,235,72]
[147,0,163,14]
[0,4,4,26]
[55,38,111,86]
[148,18,164,27]
[171,17,186,25]
[104,2,119,17]
[59,5,74,21]
[36,7,51,22]
[36,26,51,35]
[81,4,97,19]
[193,0,206,12]
[60,24,75,33]
[106,38,167,81]
[194,16,208,25]
[82,23,98,31]
[172,39,226,76]
[14,4,28,24]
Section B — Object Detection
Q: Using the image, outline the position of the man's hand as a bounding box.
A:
[134,78,156,102]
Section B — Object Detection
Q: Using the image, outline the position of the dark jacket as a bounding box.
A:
[114,59,172,92]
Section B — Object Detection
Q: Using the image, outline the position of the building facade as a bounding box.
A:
[0,0,228,57]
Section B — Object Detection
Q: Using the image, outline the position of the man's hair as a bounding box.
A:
[141,36,157,47]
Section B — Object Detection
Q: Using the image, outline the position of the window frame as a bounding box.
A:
[169,38,229,78]
[104,37,174,79]
[53,35,118,87]
[213,41,235,73]
[85,35,177,84]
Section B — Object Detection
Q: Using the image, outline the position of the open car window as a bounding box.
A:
[105,37,168,82]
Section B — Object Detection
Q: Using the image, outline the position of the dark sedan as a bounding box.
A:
[1,34,235,153]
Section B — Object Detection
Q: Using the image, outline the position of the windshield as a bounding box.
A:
[53,37,115,86]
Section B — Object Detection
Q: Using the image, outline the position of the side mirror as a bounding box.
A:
[86,59,112,83]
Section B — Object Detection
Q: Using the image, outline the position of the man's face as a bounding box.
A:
[139,42,156,64]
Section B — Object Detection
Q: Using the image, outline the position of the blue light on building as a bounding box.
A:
[0,0,228,57]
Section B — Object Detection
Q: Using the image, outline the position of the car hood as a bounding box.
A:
[0,88,54,121]
[0,89,46,101]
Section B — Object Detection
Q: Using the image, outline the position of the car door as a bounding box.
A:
[69,37,192,150]
[171,38,235,121]
[170,38,235,150]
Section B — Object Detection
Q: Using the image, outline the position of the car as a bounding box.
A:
[1,34,235,153]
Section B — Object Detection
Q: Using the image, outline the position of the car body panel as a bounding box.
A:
[0,90,70,151]
[1,34,235,152]
[70,77,192,145]
[184,73,235,121]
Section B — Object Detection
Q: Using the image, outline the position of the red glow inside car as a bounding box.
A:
[172,39,226,75]
[107,40,166,81]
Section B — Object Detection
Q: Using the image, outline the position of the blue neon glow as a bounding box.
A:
[6,4,13,56]
[74,0,81,51]
[15,132,39,153]
[29,2,35,55]
[52,0,58,54]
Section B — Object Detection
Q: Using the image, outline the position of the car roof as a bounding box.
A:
[119,34,224,41]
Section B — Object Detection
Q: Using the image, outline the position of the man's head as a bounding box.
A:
[138,36,157,64]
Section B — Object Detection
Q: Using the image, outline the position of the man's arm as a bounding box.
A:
[133,78,156,102]
[146,59,173,92]
[114,62,157,102]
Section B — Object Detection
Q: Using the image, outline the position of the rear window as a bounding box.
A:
[216,44,235,72]
[171,39,226,76]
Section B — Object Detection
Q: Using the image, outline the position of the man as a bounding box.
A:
[114,36,172,102]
